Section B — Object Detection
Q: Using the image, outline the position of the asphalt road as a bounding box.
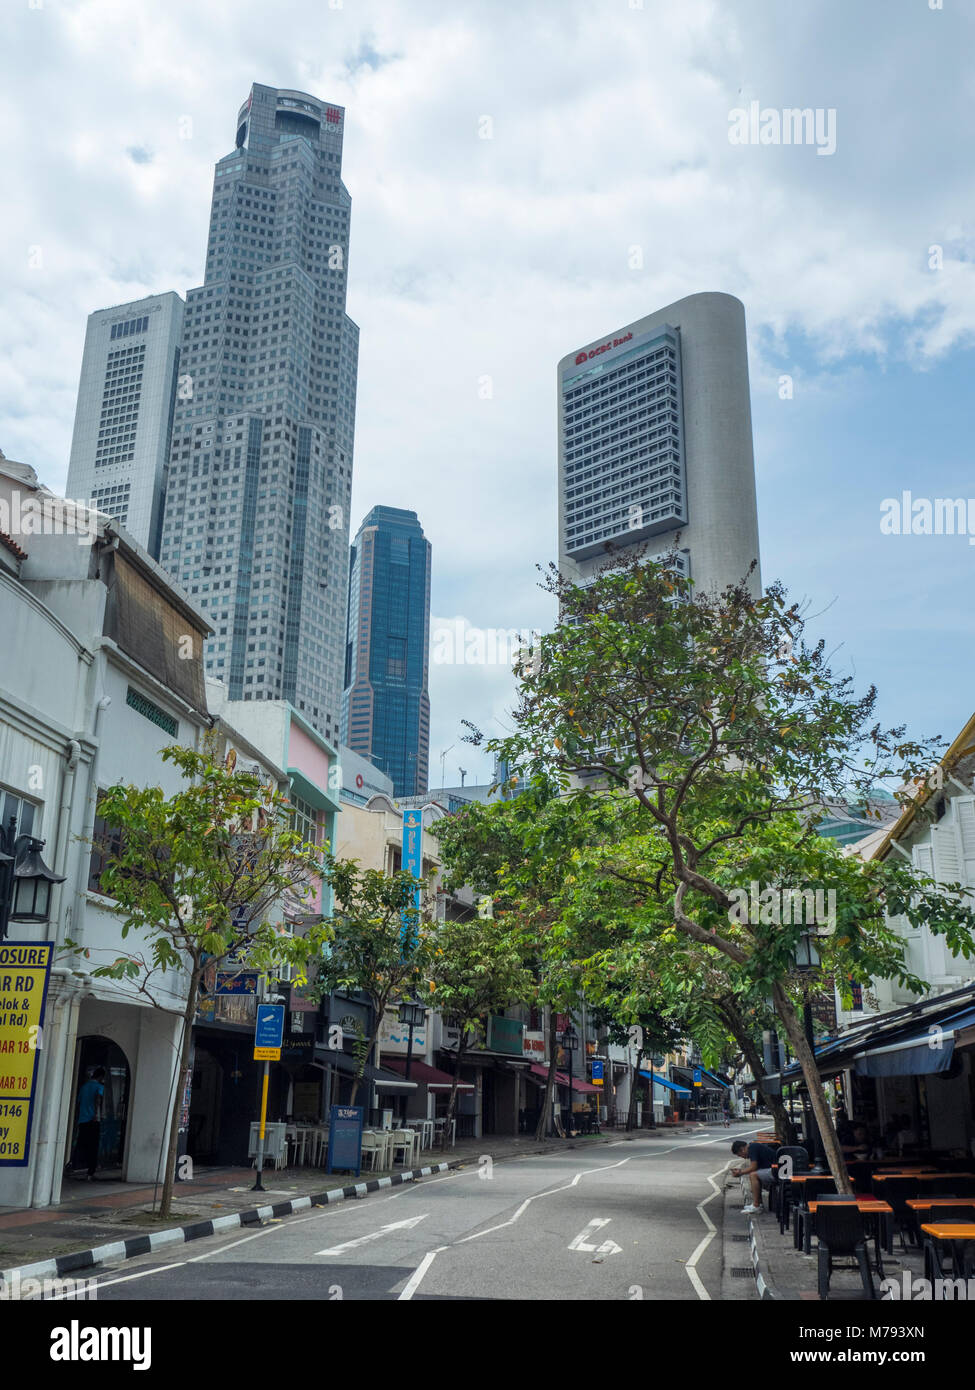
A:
[74,1129,752,1302]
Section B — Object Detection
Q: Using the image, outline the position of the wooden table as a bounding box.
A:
[920,1222,975,1281]
[806,1198,894,1268]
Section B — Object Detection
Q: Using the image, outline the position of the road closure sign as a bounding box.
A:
[0,942,54,1167]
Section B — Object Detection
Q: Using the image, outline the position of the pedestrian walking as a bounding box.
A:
[76,1066,106,1180]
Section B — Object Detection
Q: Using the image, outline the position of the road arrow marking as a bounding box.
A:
[568,1219,622,1255]
[316,1214,429,1257]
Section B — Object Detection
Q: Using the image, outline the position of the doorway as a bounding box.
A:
[68,1036,130,1178]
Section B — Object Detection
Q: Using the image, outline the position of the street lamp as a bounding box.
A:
[398,998,426,1120]
[0,819,65,941]
[559,1023,578,1137]
[793,927,824,1163]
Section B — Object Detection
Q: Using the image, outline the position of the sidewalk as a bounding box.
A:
[741,1186,923,1300]
[0,1128,656,1270]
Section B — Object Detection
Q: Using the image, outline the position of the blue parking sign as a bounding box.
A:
[254,1004,285,1059]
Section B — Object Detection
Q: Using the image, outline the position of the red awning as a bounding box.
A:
[381,1056,474,1090]
[528,1063,599,1094]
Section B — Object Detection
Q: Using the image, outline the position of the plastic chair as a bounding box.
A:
[794,1176,839,1251]
[816,1204,877,1300]
[390,1129,417,1167]
[871,1176,921,1249]
[360,1131,382,1172]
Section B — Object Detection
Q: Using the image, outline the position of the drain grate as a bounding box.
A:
[729,1232,750,1241]
[730,1266,757,1278]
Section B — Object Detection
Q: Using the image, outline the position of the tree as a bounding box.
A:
[75,744,328,1218]
[589,997,685,1130]
[475,552,975,1191]
[422,911,533,1150]
[433,784,606,1140]
[313,856,433,1105]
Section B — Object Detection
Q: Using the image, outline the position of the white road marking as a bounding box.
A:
[397,1247,448,1301]
[316,1214,429,1257]
[56,1262,188,1293]
[684,1161,730,1301]
[567,1218,622,1255]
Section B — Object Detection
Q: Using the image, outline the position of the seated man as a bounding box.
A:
[840,1122,871,1161]
[730,1138,778,1214]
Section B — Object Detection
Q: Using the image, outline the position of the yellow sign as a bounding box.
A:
[0,942,54,1167]
[254,1046,281,1061]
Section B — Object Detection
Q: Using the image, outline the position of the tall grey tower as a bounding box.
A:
[159,84,359,743]
[558,292,761,596]
[341,507,431,798]
[66,293,184,558]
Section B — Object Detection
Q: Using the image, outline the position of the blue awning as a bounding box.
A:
[640,1070,692,1096]
[701,1068,731,1089]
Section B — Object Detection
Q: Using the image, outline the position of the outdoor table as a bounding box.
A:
[920,1222,975,1281]
[807,1198,894,1271]
[908,1198,975,1245]
[875,1171,975,1183]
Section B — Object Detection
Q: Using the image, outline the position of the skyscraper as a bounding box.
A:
[341,507,431,798]
[66,293,184,557]
[558,292,761,595]
[159,84,358,743]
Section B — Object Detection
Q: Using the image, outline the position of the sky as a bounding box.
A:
[2,0,974,788]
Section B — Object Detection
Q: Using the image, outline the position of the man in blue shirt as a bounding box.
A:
[731,1138,778,1214]
[76,1067,105,1180]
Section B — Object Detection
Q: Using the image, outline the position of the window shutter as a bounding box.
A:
[932,821,964,886]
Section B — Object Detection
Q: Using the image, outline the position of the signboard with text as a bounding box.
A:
[253,1003,285,1061]
[0,943,54,1166]
[401,809,422,944]
[326,1104,364,1177]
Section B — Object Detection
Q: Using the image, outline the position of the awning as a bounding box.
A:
[672,1066,722,1093]
[382,1057,474,1091]
[701,1068,731,1089]
[371,1064,418,1092]
[851,1013,975,1078]
[640,1070,692,1096]
[529,1064,599,1094]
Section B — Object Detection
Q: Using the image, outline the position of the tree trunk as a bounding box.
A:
[535,1012,558,1141]
[722,1011,796,1145]
[348,1015,382,1108]
[159,966,200,1219]
[771,982,851,1194]
[626,1046,645,1131]
[441,1028,467,1153]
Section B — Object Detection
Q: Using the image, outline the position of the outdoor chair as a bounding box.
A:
[390,1129,417,1167]
[871,1176,920,1250]
[793,1176,839,1251]
[816,1204,877,1300]
[922,1221,975,1282]
[911,1203,974,1245]
[775,1145,810,1172]
[360,1131,382,1173]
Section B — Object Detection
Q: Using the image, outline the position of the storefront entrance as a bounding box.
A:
[68,1036,130,1178]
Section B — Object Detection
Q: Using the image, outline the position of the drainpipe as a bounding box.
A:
[73,695,111,953]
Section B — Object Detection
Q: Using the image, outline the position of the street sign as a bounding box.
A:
[326,1104,364,1177]
[401,809,422,945]
[591,1059,604,1086]
[253,1003,285,1061]
[693,1067,703,1087]
[0,942,53,1167]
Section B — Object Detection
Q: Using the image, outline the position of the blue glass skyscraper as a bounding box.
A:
[341,507,431,797]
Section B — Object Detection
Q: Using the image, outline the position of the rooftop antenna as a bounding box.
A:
[459,768,467,788]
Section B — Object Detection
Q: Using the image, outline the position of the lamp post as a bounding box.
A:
[0,818,65,941]
[559,1023,578,1137]
[399,998,425,1121]
[794,928,824,1164]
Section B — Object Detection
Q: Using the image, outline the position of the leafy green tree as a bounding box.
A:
[433,785,605,1139]
[76,744,328,1218]
[422,911,533,1149]
[313,857,433,1105]
[475,552,975,1191]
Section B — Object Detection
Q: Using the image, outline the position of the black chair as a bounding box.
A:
[795,1176,839,1252]
[871,1175,920,1250]
[776,1145,811,1172]
[774,1147,811,1232]
[816,1204,877,1300]
[922,1220,975,1282]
